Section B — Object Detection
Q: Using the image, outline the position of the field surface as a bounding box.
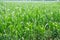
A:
[0,2,60,40]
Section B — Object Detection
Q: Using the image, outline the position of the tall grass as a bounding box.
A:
[0,2,60,40]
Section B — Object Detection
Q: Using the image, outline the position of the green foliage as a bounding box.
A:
[0,2,60,40]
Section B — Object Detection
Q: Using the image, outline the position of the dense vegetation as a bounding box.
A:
[0,2,60,40]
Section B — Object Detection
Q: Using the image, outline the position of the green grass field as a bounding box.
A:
[0,2,60,40]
